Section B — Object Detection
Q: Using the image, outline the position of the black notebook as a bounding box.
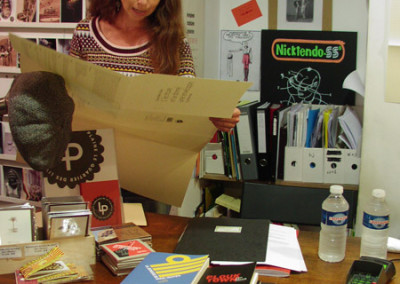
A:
[174,217,269,263]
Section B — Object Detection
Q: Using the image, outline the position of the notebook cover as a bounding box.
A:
[174,217,269,262]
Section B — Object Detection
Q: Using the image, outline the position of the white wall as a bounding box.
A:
[355,0,400,237]
[180,0,389,227]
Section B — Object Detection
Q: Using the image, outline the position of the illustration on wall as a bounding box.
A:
[286,0,314,23]
[0,35,17,69]
[261,30,357,105]
[220,30,261,91]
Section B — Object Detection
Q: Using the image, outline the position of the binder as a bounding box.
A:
[219,132,232,178]
[268,104,283,181]
[275,106,290,180]
[256,101,270,180]
[236,101,260,180]
[229,129,241,180]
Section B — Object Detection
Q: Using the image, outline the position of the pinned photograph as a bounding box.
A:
[16,0,37,22]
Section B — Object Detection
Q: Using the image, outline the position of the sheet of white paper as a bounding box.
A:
[212,224,307,272]
[342,70,365,97]
[261,224,307,272]
[338,106,362,150]
[9,34,252,206]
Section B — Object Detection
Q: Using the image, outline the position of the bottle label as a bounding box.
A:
[363,212,389,230]
[321,209,348,226]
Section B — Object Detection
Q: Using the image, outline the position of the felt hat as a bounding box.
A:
[5,71,75,171]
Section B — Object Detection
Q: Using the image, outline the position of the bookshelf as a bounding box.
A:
[199,110,360,227]
[199,172,358,228]
[0,0,86,206]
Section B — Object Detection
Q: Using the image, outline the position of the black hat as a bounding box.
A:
[6,71,75,171]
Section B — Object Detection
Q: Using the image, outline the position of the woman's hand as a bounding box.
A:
[209,107,241,132]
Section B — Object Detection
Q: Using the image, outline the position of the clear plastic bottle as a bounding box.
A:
[360,189,390,259]
[318,185,349,262]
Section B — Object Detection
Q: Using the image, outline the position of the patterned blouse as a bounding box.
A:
[69,17,196,77]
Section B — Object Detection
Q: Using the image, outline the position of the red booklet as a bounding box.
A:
[100,239,154,263]
[80,179,123,228]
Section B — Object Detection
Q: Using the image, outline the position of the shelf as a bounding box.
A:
[241,182,358,227]
[200,174,358,191]
[275,179,359,191]
[0,196,40,207]
[0,22,78,29]
[200,173,242,182]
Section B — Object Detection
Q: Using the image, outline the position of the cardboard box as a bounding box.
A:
[0,234,95,275]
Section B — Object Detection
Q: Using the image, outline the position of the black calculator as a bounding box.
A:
[346,256,396,284]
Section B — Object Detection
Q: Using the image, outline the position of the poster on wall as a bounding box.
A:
[260,30,357,105]
[0,34,18,72]
[220,30,261,91]
[43,128,123,227]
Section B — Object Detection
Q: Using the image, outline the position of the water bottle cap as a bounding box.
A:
[372,188,386,198]
[330,185,343,194]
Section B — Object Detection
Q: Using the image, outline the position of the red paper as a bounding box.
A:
[231,0,262,27]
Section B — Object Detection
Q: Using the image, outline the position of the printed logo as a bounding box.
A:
[146,255,209,280]
[321,210,348,226]
[329,213,348,226]
[44,130,105,188]
[92,196,114,221]
[271,38,346,63]
[363,213,389,230]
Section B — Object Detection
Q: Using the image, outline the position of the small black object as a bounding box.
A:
[346,256,396,284]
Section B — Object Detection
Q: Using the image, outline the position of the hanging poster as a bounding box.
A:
[261,30,357,105]
[220,30,261,91]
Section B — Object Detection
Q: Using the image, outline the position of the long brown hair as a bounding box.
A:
[88,0,185,75]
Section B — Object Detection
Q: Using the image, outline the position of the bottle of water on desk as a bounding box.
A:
[360,188,390,259]
[318,185,349,262]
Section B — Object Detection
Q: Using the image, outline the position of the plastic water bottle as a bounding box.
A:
[318,185,349,262]
[360,189,390,259]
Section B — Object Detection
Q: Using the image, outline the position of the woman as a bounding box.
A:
[69,0,240,132]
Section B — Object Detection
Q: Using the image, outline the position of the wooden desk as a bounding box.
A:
[0,213,398,283]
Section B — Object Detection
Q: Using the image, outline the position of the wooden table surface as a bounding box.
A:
[1,212,399,283]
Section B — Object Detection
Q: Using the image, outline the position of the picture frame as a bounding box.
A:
[0,204,35,245]
[48,210,91,239]
[277,0,323,30]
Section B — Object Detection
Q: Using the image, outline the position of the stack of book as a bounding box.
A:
[91,222,152,261]
[41,196,91,240]
[100,239,155,276]
[121,252,260,284]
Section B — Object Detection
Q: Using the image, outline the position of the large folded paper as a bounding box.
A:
[10,33,251,206]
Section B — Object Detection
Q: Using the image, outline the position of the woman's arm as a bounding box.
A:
[209,107,241,132]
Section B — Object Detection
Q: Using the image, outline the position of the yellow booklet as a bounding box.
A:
[16,247,89,283]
